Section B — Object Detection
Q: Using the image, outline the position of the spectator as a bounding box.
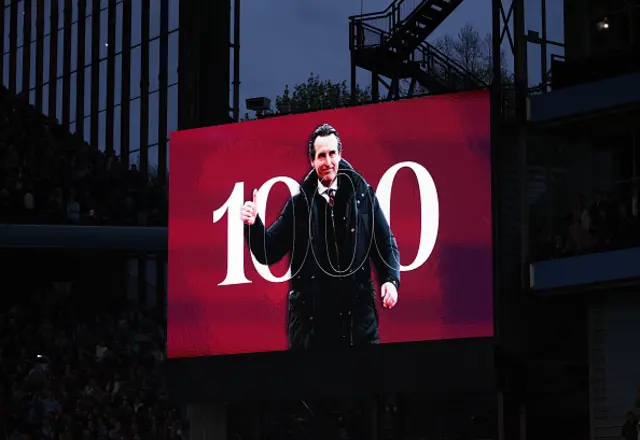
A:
[540,189,640,259]
[623,411,638,440]
[573,194,591,232]
[565,212,594,254]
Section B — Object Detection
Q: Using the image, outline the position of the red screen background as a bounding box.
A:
[168,90,493,358]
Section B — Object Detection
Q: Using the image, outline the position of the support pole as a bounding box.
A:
[232,0,240,121]
[541,0,548,90]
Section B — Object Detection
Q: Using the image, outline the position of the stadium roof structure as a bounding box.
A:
[0,225,167,253]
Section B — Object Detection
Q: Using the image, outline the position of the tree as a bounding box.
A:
[432,22,512,85]
[242,73,372,120]
[276,73,372,115]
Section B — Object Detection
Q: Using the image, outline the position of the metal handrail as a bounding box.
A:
[347,0,411,40]
[349,0,454,46]
[350,20,391,49]
[350,19,487,90]
[347,0,400,20]
[415,41,488,87]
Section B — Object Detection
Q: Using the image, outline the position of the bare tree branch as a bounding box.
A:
[432,22,512,85]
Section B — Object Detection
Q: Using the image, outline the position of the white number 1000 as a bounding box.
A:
[212,162,439,286]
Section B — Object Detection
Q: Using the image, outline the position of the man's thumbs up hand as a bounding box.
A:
[241,189,259,225]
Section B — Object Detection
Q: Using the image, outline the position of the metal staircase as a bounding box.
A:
[349,0,485,99]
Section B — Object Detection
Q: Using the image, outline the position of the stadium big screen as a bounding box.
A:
[167,91,493,398]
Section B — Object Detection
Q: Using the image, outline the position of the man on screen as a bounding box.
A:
[241,123,400,350]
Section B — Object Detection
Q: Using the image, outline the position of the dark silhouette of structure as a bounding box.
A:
[348,0,485,101]
[0,0,239,185]
[178,0,240,130]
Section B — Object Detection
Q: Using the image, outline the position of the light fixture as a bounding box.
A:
[245,97,271,113]
[596,17,609,31]
[245,97,272,118]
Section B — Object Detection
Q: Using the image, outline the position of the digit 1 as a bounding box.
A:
[213,182,252,286]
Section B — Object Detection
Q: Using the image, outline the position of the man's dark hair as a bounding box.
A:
[308,123,342,160]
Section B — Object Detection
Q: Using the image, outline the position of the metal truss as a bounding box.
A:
[492,0,527,121]
[374,76,402,102]
[376,0,529,104]
[494,0,565,98]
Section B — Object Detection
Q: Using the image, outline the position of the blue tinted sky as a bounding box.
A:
[240,0,564,102]
[3,0,564,169]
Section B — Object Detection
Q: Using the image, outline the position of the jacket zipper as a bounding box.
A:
[331,206,352,344]
[330,208,341,272]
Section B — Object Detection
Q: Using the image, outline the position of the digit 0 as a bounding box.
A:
[251,177,300,283]
[375,161,439,271]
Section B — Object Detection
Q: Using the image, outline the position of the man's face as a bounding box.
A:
[311,134,341,186]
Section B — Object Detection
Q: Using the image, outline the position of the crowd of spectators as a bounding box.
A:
[542,189,640,259]
[623,411,640,440]
[0,86,167,226]
[0,285,184,440]
[0,83,180,439]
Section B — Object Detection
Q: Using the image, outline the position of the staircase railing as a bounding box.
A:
[411,41,488,89]
[349,20,390,49]
[350,19,487,92]
[349,0,431,37]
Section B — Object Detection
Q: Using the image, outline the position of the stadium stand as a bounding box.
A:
[0,282,184,440]
[539,189,640,260]
[0,84,175,437]
[0,87,168,227]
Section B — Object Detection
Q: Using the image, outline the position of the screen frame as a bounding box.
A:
[166,337,495,403]
[166,89,497,402]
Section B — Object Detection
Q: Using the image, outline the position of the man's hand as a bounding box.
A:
[241,189,258,225]
[381,282,398,309]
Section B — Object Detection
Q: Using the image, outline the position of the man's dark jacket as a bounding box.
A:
[245,159,400,350]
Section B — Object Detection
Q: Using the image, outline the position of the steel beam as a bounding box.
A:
[48,0,59,118]
[0,4,4,80]
[8,0,17,94]
[90,0,100,149]
[62,0,72,127]
[75,0,87,138]
[491,1,528,440]
[23,0,33,98]
[35,1,44,111]
[140,0,151,182]
[231,0,240,121]
[120,0,132,168]
[158,0,169,183]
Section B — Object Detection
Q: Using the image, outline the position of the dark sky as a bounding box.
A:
[4,0,566,169]
[239,0,565,111]
[183,0,563,169]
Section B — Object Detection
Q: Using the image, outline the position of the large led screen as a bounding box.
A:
[168,90,492,358]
